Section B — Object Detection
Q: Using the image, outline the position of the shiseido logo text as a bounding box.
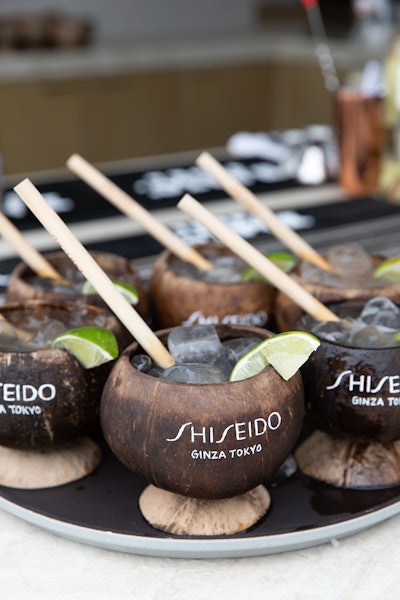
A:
[326,370,400,408]
[327,371,400,394]
[166,414,282,445]
[182,310,268,327]
[0,383,56,416]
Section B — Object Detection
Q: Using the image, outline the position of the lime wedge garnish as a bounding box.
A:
[229,331,320,382]
[51,326,119,369]
[240,251,295,283]
[373,256,400,282]
[391,331,400,344]
[81,280,139,304]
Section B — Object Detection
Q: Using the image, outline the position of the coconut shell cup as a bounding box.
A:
[100,324,304,501]
[295,302,400,489]
[274,255,400,332]
[0,299,131,450]
[148,242,276,330]
[299,302,400,443]
[5,250,149,322]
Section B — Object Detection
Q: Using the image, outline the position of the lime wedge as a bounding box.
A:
[373,256,400,282]
[81,280,139,304]
[240,251,295,283]
[391,331,400,345]
[229,331,320,382]
[51,326,119,369]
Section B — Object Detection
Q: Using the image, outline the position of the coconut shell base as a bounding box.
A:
[295,430,400,489]
[139,484,271,536]
[0,436,101,489]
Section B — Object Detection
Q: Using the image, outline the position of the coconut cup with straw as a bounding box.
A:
[0,214,132,489]
[13,178,309,536]
[0,297,131,490]
[294,300,400,489]
[66,154,277,331]
[274,253,400,332]
[0,211,149,321]
[148,241,277,330]
[177,194,400,490]
[196,151,400,331]
[6,250,149,320]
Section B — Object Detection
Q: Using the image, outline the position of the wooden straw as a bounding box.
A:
[0,211,64,280]
[66,153,212,271]
[14,179,175,369]
[178,194,340,323]
[196,151,333,272]
[0,212,60,339]
[0,312,33,343]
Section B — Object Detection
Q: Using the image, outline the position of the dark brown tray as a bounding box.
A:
[0,441,399,559]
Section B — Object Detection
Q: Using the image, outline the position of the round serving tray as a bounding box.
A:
[0,441,399,559]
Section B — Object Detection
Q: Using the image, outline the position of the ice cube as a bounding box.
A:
[168,324,233,377]
[130,354,153,373]
[223,337,261,366]
[161,363,227,384]
[309,318,353,344]
[168,325,223,364]
[327,244,373,277]
[203,255,246,283]
[358,297,400,329]
[130,354,165,377]
[26,276,76,295]
[170,253,246,284]
[350,325,389,348]
[30,319,66,349]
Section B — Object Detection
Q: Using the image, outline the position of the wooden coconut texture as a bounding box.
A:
[139,484,271,536]
[295,430,400,489]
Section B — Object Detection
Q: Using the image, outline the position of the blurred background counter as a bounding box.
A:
[0,3,394,176]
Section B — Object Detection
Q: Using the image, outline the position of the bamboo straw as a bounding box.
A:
[0,211,64,280]
[14,179,175,369]
[196,151,333,272]
[66,153,212,271]
[0,311,33,343]
[177,194,340,323]
[0,211,62,340]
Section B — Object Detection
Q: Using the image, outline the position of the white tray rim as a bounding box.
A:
[0,492,399,559]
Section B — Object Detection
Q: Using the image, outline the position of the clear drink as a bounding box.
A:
[275,243,400,332]
[300,243,388,288]
[0,300,108,352]
[130,324,262,383]
[5,250,148,321]
[169,251,248,284]
[307,297,400,348]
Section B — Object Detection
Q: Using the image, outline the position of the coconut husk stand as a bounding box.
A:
[0,438,101,490]
[139,485,271,536]
[295,431,400,489]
